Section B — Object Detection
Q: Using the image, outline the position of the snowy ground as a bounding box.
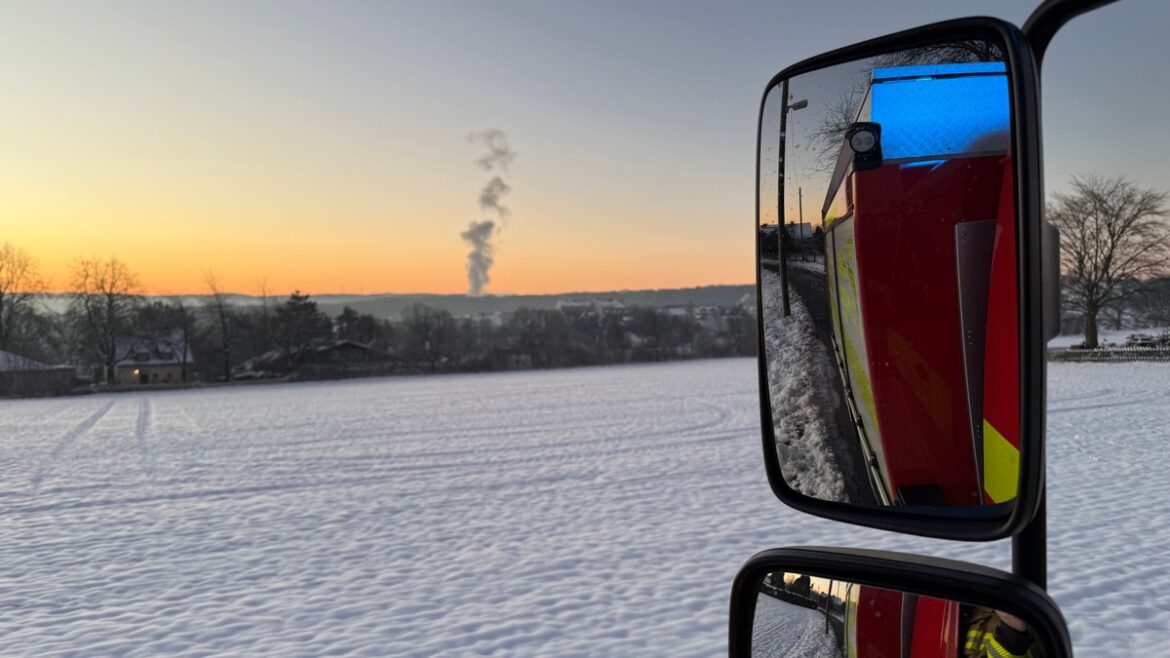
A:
[760,269,852,502]
[1,359,1168,656]
[751,596,839,658]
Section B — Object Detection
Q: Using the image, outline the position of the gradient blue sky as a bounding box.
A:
[1,0,1166,295]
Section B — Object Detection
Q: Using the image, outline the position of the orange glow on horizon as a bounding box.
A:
[5,184,754,297]
[14,227,752,298]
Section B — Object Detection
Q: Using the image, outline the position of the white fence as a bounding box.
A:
[1048,347,1170,363]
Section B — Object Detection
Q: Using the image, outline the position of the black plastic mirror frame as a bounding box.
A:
[729,547,1072,658]
[754,17,1046,541]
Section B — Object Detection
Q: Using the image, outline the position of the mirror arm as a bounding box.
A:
[1012,490,1046,589]
[1022,0,1121,63]
[1017,0,1112,595]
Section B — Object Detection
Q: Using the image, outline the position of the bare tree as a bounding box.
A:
[874,41,1003,67]
[805,45,1004,174]
[1131,277,1170,328]
[806,75,871,174]
[404,304,455,373]
[257,278,278,353]
[170,298,196,381]
[70,257,141,382]
[273,291,332,368]
[336,306,382,346]
[204,272,235,382]
[1050,175,1170,348]
[0,242,46,353]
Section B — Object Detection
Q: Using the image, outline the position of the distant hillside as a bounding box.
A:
[38,285,755,320]
[314,285,755,318]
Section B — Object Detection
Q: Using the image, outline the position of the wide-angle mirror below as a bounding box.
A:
[749,571,1046,658]
[757,40,1024,513]
[730,548,1071,658]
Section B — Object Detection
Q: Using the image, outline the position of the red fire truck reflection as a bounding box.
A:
[818,62,1021,507]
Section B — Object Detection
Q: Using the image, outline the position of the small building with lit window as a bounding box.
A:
[114,341,192,386]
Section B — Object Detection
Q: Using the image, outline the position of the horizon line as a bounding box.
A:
[33,281,757,299]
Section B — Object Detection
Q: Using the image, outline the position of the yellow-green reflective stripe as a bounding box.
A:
[843,332,878,437]
[983,420,1019,503]
[835,232,888,499]
[966,633,1032,658]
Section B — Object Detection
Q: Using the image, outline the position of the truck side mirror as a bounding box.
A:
[730,547,1071,658]
[755,17,1045,540]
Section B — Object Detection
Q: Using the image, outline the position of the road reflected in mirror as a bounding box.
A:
[751,571,1042,658]
[758,41,1021,512]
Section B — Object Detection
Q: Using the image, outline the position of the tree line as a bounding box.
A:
[0,248,756,387]
[1050,175,1170,347]
[6,172,1162,384]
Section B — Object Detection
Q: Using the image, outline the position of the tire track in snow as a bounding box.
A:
[29,399,117,494]
[3,429,750,516]
[184,397,746,470]
[216,392,740,454]
[236,399,748,478]
[1047,390,1170,415]
[136,399,157,479]
[1047,388,1117,405]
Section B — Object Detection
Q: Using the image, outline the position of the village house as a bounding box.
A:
[0,349,75,397]
[114,338,193,386]
[234,339,396,380]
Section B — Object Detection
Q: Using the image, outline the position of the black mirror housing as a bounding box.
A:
[755,17,1045,541]
[730,547,1072,658]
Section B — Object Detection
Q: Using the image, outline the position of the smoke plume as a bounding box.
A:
[461,220,496,296]
[468,129,516,172]
[461,130,516,296]
[478,176,511,219]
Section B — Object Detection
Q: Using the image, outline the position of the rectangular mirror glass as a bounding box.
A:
[757,41,1023,513]
[750,570,1045,658]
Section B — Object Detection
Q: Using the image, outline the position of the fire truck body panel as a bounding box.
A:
[820,62,1018,506]
[907,595,962,658]
[847,585,904,658]
[845,584,963,658]
[980,162,1023,504]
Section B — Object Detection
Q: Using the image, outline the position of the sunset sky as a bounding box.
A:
[2,1,1166,296]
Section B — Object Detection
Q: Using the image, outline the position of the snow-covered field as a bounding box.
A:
[1,359,1168,656]
[752,596,838,658]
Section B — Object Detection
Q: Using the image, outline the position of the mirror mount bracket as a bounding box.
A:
[1022,0,1121,63]
[1013,490,1047,589]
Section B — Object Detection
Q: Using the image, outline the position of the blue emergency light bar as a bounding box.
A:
[864,62,1009,160]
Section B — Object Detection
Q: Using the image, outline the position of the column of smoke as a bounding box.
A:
[462,129,515,296]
